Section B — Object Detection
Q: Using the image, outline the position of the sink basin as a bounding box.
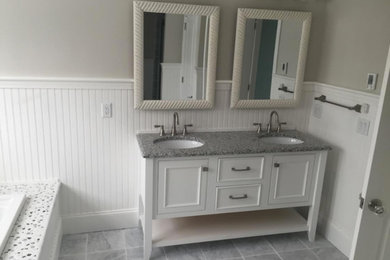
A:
[154,138,204,149]
[261,136,304,145]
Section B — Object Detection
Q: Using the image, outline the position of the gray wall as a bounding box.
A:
[0,0,389,93]
[312,0,390,93]
[0,0,326,81]
[163,14,184,63]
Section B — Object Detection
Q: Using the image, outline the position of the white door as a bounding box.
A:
[181,15,201,100]
[351,46,390,260]
[268,154,315,205]
[157,159,209,215]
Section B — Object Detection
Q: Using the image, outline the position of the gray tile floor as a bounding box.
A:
[58,228,348,260]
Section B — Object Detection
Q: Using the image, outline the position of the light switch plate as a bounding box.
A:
[312,102,322,119]
[356,118,370,136]
[361,103,370,114]
[367,73,377,90]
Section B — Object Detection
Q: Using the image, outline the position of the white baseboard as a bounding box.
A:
[62,208,139,234]
[318,216,351,257]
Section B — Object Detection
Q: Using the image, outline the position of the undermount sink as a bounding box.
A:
[261,136,304,145]
[154,138,204,149]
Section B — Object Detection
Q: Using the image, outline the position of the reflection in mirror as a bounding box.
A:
[144,13,209,101]
[240,19,302,101]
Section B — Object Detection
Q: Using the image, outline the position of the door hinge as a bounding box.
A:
[359,193,365,209]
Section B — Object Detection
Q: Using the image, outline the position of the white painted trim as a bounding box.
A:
[215,80,233,84]
[304,81,379,100]
[62,209,139,234]
[47,221,62,260]
[318,216,351,257]
[0,79,133,90]
[133,1,220,110]
[0,77,134,83]
[0,78,381,101]
[230,8,311,108]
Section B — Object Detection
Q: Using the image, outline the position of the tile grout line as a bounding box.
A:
[85,233,88,260]
[199,243,208,260]
[296,235,321,260]
[123,230,128,259]
[264,238,283,260]
[230,240,245,260]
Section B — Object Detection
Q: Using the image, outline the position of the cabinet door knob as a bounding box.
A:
[202,167,209,172]
[274,163,280,168]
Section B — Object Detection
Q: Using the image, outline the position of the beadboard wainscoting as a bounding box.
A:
[303,83,380,256]
[0,79,308,231]
[0,79,379,257]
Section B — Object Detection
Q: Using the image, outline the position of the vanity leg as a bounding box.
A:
[143,234,152,260]
[143,159,154,260]
[307,151,328,242]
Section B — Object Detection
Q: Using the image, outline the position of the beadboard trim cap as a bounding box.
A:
[304,81,379,100]
[62,209,139,234]
[0,78,381,102]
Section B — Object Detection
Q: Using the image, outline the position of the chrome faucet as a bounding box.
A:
[171,112,180,136]
[267,111,286,133]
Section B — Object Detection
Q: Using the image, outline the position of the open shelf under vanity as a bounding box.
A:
[151,208,308,247]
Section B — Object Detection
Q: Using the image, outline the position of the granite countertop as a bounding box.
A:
[0,180,60,260]
[136,130,331,158]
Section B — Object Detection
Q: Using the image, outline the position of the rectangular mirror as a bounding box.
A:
[134,1,219,110]
[230,9,311,109]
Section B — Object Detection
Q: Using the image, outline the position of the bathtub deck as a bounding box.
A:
[0,180,60,260]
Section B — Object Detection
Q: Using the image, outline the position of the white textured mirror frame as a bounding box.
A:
[133,1,220,110]
[230,8,311,109]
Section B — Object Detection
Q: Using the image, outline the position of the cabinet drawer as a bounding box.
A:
[217,157,264,182]
[215,184,261,210]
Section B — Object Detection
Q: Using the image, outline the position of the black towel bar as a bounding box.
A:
[278,85,294,94]
[314,95,362,113]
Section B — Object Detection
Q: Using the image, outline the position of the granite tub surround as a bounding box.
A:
[0,180,60,260]
[136,130,331,158]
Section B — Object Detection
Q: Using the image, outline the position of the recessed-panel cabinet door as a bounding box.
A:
[269,154,315,205]
[157,159,209,215]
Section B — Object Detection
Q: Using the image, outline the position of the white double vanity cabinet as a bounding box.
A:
[133,1,323,258]
[137,131,330,259]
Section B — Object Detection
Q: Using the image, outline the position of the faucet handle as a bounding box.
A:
[277,122,287,133]
[253,123,262,134]
[154,125,165,136]
[183,124,193,136]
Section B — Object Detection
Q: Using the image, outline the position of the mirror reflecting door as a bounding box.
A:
[240,19,302,100]
[230,9,311,109]
[133,1,219,110]
[144,13,209,101]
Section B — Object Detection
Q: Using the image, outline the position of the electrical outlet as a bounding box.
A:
[356,118,370,136]
[312,102,322,119]
[101,103,112,118]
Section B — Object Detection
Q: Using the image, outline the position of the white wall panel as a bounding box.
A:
[0,79,379,255]
[303,82,379,256]
[0,79,307,217]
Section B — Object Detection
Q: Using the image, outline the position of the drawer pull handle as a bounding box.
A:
[229,194,248,200]
[274,163,280,168]
[231,166,251,172]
